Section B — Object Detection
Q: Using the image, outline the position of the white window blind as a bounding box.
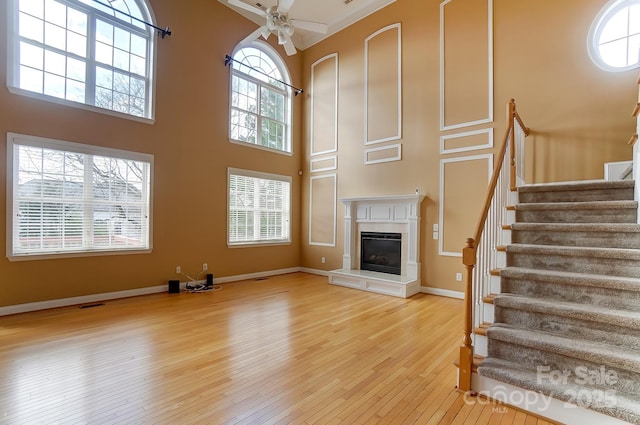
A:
[228,168,291,245]
[7,133,153,259]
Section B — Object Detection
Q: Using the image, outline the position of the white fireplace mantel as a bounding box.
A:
[329,194,425,298]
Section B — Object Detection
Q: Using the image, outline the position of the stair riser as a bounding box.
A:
[511,229,640,249]
[507,252,640,277]
[494,306,640,348]
[518,188,634,203]
[516,209,636,224]
[488,339,640,397]
[501,278,640,311]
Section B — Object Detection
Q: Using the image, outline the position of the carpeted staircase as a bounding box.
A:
[477,179,640,425]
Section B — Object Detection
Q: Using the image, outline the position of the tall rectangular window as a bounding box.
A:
[228,168,291,246]
[7,133,153,260]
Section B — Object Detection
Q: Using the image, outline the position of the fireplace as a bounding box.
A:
[329,194,424,298]
[360,232,401,275]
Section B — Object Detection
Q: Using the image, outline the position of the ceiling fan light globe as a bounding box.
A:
[282,22,294,36]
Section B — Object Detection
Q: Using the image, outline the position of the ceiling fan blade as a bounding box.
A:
[290,19,328,34]
[241,26,268,45]
[277,0,295,14]
[281,32,297,56]
[228,0,265,16]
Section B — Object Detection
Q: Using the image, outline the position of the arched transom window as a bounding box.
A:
[229,44,292,154]
[8,0,156,119]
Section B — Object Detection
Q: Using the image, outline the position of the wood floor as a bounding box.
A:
[0,272,557,424]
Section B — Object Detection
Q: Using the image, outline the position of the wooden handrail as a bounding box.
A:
[471,100,521,244]
[459,98,529,393]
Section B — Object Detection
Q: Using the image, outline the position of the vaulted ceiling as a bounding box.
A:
[218,0,396,50]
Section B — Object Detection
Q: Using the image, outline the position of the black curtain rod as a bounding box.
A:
[224,55,303,96]
[91,0,171,38]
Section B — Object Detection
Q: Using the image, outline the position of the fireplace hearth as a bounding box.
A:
[360,232,401,275]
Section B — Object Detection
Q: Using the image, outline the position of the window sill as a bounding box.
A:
[7,86,155,124]
[7,248,152,262]
[229,138,293,156]
[228,241,291,248]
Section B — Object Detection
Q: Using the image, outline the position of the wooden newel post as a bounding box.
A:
[459,237,476,392]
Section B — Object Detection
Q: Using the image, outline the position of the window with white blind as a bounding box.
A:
[228,168,291,246]
[7,133,153,260]
[7,0,155,120]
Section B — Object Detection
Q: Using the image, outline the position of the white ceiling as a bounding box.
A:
[219,0,397,51]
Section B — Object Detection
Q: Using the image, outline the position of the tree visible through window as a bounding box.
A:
[7,133,153,259]
[8,0,155,119]
[228,168,291,245]
[589,0,640,71]
[229,45,291,153]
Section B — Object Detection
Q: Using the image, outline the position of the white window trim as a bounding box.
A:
[6,0,157,123]
[227,167,292,247]
[6,132,154,261]
[228,40,293,155]
[588,0,640,72]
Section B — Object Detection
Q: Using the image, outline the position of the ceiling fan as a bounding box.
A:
[228,0,329,55]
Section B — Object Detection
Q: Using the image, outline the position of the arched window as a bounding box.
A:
[7,0,156,120]
[589,0,640,71]
[229,42,292,154]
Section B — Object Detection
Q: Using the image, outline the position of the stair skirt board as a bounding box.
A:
[472,374,635,425]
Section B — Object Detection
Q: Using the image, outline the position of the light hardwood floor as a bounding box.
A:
[0,272,557,424]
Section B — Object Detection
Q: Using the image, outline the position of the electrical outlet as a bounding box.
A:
[176,266,181,274]
[432,232,438,240]
[321,257,326,263]
[203,263,208,271]
[456,273,463,282]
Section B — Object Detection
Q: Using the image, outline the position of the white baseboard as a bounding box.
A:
[299,267,330,276]
[0,267,304,316]
[213,267,302,284]
[1,270,464,316]
[421,286,464,299]
[0,285,167,316]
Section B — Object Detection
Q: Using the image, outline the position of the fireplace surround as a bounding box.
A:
[329,194,425,298]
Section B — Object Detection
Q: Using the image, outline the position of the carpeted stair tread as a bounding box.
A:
[515,200,638,211]
[494,294,640,329]
[518,180,635,193]
[486,324,640,374]
[510,223,640,248]
[477,357,640,425]
[507,243,640,260]
[499,267,640,292]
[511,223,640,232]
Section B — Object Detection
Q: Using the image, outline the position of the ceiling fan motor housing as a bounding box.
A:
[266,6,294,36]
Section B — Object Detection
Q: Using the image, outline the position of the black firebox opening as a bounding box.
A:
[360,232,401,275]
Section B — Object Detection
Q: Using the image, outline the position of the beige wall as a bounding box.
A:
[300,0,636,292]
[0,0,302,306]
[0,0,636,307]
